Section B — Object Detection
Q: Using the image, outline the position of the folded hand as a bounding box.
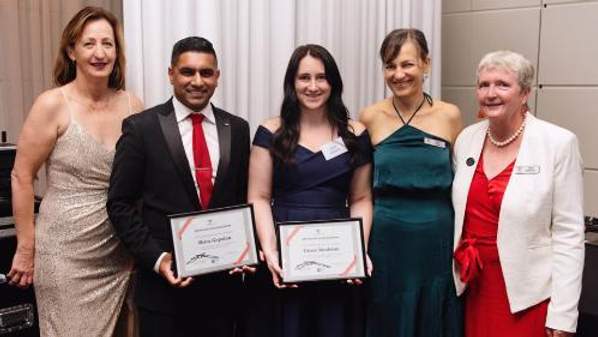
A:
[7,246,35,289]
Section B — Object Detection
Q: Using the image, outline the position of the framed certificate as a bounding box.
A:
[277,218,367,283]
[169,204,259,278]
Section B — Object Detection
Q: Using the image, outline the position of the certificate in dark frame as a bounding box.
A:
[276,218,368,284]
[168,204,259,278]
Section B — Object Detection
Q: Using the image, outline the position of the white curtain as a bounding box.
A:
[0,0,122,144]
[0,0,122,195]
[123,0,441,131]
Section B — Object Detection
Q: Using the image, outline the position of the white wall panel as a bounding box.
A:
[442,14,475,85]
[544,0,598,4]
[473,0,540,10]
[442,86,478,126]
[443,0,598,221]
[443,0,471,13]
[539,2,598,84]
[584,170,598,217]
[536,87,598,169]
[443,9,540,86]
[471,8,540,84]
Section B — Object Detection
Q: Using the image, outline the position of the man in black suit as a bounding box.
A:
[107,36,249,337]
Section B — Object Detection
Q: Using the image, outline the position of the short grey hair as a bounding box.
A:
[477,50,535,92]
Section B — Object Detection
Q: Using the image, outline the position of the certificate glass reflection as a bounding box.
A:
[169,204,259,278]
[278,218,367,283]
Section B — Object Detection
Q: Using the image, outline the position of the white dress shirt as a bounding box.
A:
[172,95,220,188]
[154,96,221,273]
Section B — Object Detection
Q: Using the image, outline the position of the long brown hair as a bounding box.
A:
[53,6,125,89]
[272,44,359,166]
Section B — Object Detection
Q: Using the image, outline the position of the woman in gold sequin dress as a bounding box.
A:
[7,7,143,337]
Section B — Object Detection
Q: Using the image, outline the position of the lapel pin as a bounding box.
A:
[466,157,475,167]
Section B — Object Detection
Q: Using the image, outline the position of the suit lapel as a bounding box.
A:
[157,99,200,207]
[210,105,231,207]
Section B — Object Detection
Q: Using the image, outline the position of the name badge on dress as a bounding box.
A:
[321,138,348,161]
[423,137,446,148]
[514,165,540,175]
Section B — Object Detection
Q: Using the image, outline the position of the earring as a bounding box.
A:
[477,108,486,119]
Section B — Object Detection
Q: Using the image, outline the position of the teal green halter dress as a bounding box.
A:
[367,121,463,337]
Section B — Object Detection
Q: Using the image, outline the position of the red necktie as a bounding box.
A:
[190,114,213,209]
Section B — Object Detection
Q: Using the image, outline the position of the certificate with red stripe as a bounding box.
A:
[169,204,259,277]
[278,218,367,283]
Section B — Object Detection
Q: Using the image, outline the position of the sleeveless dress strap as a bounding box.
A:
[392,92,433,126]
[60,87,74,117]
[59,87,75,127]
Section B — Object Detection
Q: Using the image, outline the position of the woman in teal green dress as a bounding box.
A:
[360,28,463,337]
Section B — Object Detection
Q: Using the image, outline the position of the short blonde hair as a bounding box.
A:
[477,50,534,92]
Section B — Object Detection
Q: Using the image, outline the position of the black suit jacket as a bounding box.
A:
[107,99,249,313]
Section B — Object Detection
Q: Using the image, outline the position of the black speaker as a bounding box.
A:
[0,228,40,337]
[0,143,16,217]
[578,241,598,337]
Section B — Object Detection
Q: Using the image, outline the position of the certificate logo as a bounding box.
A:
[295,260,331,273]
[186,252,220,265]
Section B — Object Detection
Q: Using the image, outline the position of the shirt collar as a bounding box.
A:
[172,95,216,124]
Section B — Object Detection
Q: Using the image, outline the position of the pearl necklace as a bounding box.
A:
[487,116,526,147]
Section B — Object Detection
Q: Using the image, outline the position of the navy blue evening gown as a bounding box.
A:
[240,126,372,337]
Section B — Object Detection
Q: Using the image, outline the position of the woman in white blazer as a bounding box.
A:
[452,51,584,337]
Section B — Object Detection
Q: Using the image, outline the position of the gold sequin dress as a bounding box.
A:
[33,92,132,337]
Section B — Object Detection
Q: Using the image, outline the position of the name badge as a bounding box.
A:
[423,137,446,148]
[321,138,348,160]
[514,165,540,175]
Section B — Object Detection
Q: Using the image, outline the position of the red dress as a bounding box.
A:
[454,155,549,337]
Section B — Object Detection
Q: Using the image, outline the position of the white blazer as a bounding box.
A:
[452,112,585,332]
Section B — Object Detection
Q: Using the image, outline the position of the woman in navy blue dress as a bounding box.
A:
[244,44,373,337]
